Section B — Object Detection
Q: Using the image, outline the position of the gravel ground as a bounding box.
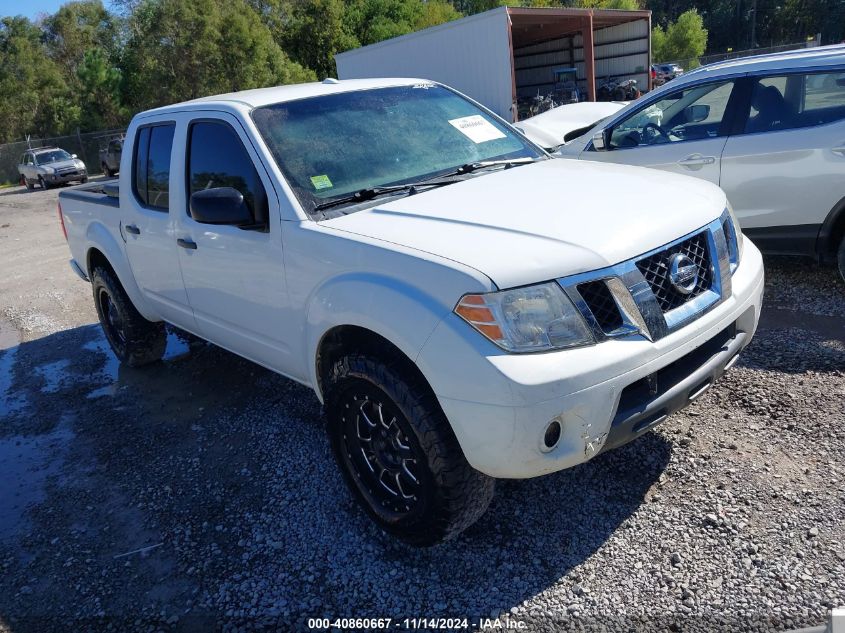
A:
[0,181,843,632]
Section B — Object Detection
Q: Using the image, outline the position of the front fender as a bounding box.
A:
[304,272,453,401]
[85,221,159,322]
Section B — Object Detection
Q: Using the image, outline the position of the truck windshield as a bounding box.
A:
[36,150,73,165]
[252,84,543,216]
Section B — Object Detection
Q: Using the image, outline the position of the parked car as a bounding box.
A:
[99,136,123,177]
[559,44,845,281]
[514,101,627,150]
[652,63,684,86]
[18,147,88,189]
[58,78,763,544]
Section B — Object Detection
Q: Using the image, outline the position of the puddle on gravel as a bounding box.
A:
[0,416,75,542]
[0,317,25,415]
[84,329,191,399]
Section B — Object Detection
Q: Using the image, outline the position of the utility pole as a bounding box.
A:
[750,0,757,48]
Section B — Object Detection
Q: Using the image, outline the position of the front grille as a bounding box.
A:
[577,280,623,333]
[635,232,712,312]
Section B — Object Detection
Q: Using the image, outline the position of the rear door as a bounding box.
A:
[720,68,845,251]
[172,113,293,372]
[122,121,195,328]
[583,79,742,186]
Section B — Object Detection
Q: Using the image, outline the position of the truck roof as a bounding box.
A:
[139,78,426,116]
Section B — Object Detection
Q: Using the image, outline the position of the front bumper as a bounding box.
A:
[416,241,765,479]
[44,170,87,184]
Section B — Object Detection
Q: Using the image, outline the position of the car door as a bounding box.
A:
[720,69,845,252]
[122,121,195,328]
[582,79,742,186]
[173,113,293,373]
[21,153,34,180]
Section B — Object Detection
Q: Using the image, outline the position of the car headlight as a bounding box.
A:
[721,203,743,273]
[455,282,594,353]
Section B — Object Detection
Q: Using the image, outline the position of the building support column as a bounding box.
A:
[582,13,596,101]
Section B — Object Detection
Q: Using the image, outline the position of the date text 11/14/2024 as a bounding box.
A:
[307,617,528,630]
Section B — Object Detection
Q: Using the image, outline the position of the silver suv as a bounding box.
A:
[18,148,88,190]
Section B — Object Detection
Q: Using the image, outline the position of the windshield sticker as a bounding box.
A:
[310,174,333,190]
[448,115,507,144]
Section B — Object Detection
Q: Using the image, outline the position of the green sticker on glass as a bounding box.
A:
[310,174,333,190]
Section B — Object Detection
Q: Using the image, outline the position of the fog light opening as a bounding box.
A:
[542,419,562,451]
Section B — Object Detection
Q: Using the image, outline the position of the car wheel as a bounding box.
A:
[23,177,32,190]
[324,352,494,546]
[81,177,88,184]
[91,266,166,367]
[837,237,845,283]
[102,163,111,177]
[38,176,50,190]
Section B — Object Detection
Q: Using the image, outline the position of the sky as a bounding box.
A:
[0,0,118,21]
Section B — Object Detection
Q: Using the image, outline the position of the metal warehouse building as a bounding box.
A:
[335,6,652,122]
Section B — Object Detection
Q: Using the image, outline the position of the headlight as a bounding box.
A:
[721,203,743,273]
[455,282,594,353]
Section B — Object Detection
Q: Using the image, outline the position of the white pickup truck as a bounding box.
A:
[59,78,764,545]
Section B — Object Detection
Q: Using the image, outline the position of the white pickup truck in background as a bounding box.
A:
[58,78,764,545]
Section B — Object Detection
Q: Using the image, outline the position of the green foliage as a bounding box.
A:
[121,0,314,111]
[77,47,126,129]
[652,9,707,66]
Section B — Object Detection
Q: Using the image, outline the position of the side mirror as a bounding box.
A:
[592,130,608,151]
[190,187,254,226]
[685,104,710,123]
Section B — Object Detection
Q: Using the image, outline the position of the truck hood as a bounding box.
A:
[323,159,726,289]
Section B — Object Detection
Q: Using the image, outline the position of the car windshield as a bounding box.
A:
[252,84,543,216]
[35,150,73,165]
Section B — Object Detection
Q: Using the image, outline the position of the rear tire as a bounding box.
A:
[91,266,166,367]
[23,177,32,191]
[837,237,845,283]
[324,352,494,546]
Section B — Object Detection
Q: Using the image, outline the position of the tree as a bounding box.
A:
[121,0,314,112]
[282,0,358,79]
[42,1,119,83]
[652,9,707,66]
[77,47,126,129]
[0,17,75,141]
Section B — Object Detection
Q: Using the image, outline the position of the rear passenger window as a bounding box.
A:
[745,71,845,133]
[187,121,267,224]
[133,123,175,211]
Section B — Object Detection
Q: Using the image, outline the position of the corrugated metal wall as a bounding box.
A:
[514,19,650,99]
[335,9,515,120]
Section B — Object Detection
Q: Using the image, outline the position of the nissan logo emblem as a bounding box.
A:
[668,254,698,295]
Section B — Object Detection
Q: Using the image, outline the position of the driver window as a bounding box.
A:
[609,81,735,149]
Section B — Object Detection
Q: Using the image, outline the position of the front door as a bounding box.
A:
[173,114,293,373]
[584,79,741,186]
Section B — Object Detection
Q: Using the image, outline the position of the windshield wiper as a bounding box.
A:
[313,180,459,212]
[312,157,541,213]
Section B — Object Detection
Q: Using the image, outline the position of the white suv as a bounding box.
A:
[559,45,845,280]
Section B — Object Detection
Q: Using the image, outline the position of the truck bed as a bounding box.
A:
[58,180,119,209]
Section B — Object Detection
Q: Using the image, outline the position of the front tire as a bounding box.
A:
[38,176,50,190]
[325,352,494,546]
[837,237,845,283]
[102,163,111,178]
[91,266,166,367]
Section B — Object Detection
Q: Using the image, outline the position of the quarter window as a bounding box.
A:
[744,71,845,133]
[133,124,175,211]
[187,120,267,224]
[608,81,735,149]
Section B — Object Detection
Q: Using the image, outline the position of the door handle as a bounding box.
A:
[677,154,716,167]
[124,224,140,235]
[177,238,197,250]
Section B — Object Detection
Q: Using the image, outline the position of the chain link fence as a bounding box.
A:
[657,36,822,74]
[0,128,126,186]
